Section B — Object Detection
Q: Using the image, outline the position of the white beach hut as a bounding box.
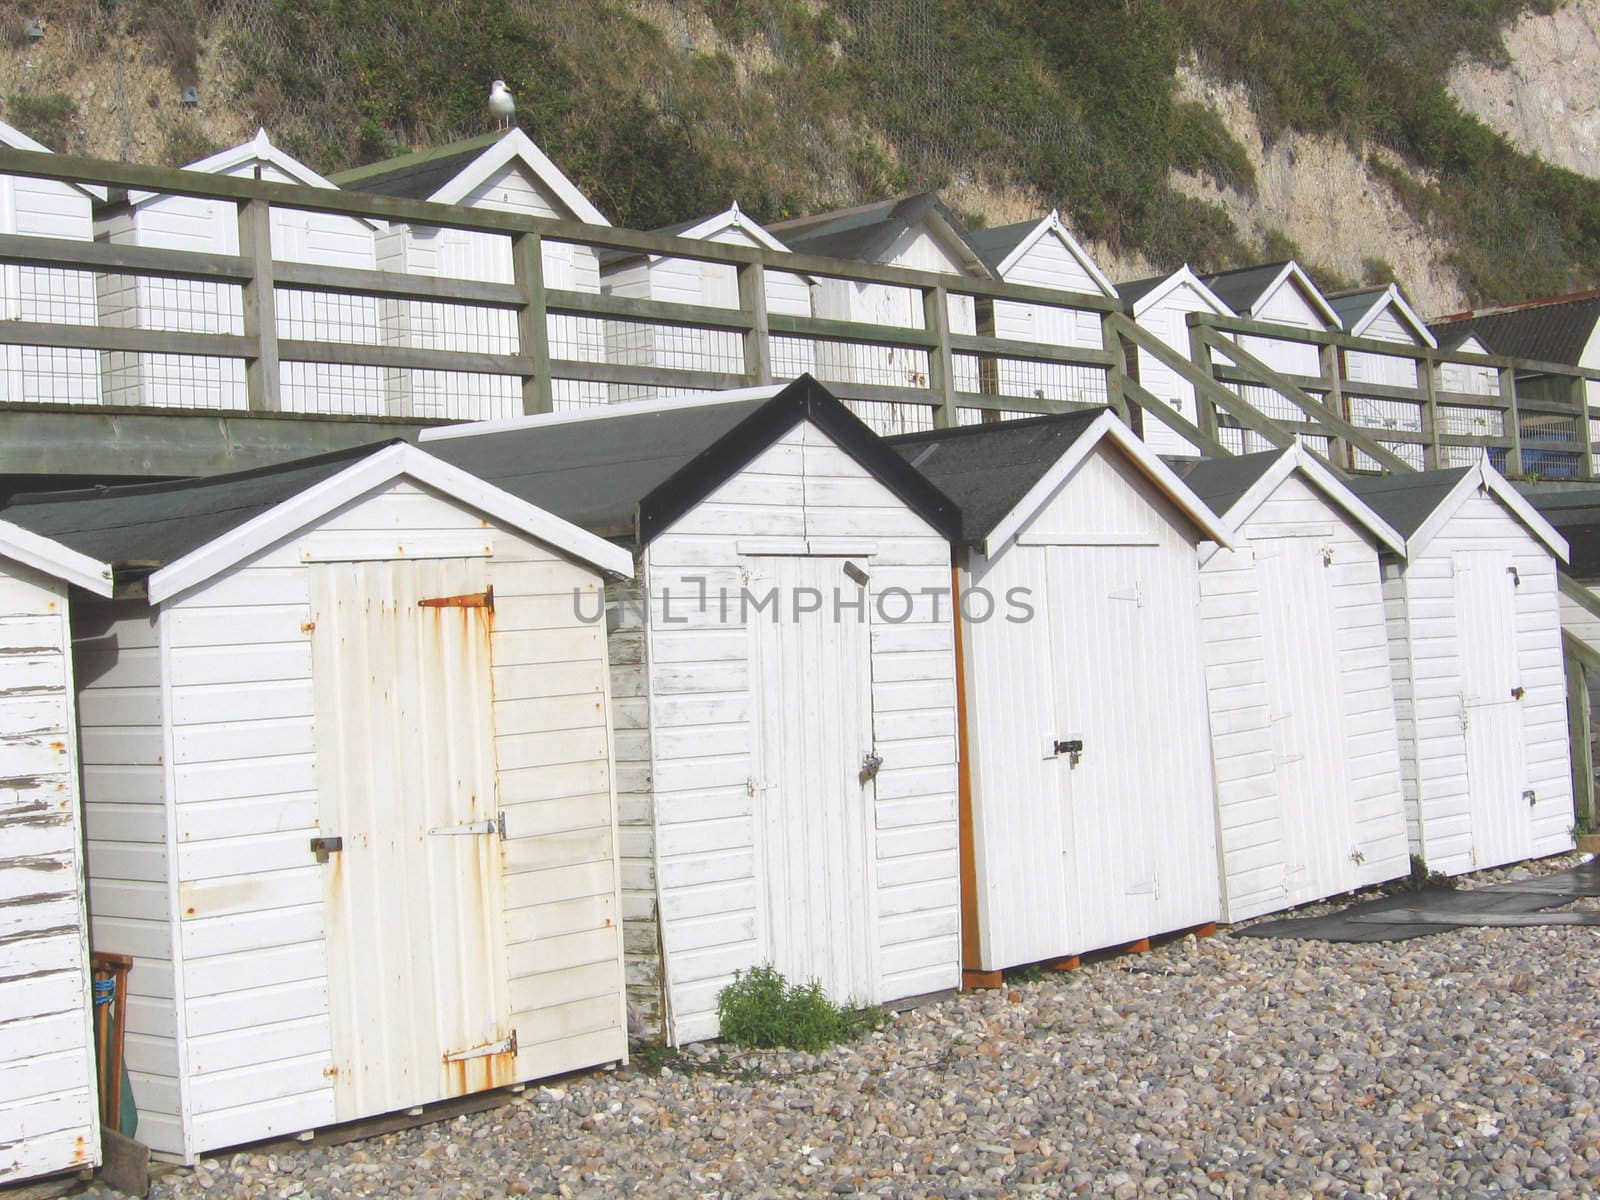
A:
[1329,283,1440,470]
[1180,443,1412,920]
[599,202,815,402]
[963,210,1119,420]
[0,524,113,1185]
[423,377,964,1044]
[1350,461,1575,875]
[333,129,610,418]
[96,130,384,415]
[1119,266,1234,458]
[0,118,105,407]
[1,442,633,1163]
[885,410,1231,977]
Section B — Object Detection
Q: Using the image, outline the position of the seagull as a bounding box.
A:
[489,80,515,131]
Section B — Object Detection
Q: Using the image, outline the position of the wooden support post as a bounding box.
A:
[512,232,553,415]
[962,969,1004,991]
[1099,310,1132,427]
[1049,955,1081,972]
[1320,342,1350,471]
[737,261,772,386]
[1192,922,1218,939]
[1573,374,1595,480]
[1188,329,1220,445]
[237,199,280,413]
[1125,937,1151,955]
[1567,645,1595,833]
[975,297,1000,422]
[924,285,957,429]
[952,562,984,973]
[1420,353,1442,470]
[1501,366,1523,478]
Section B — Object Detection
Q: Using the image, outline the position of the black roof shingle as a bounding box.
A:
[1431,292,1600,367]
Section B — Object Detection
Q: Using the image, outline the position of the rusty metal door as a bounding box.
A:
[310,558,512,1122]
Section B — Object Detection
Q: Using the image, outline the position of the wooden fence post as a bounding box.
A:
[737,261,772,387]
[1189,328,1219,445]
[1420,353,1441,470]
[237,199,280,413]
[513,232,553,415]
[1568,646,1595,832]
[1573,374,1595,481]
[1099,310,1131,427]
[1500,365,1523,478]
[1320,342,1349,471]
[924,285,956,429]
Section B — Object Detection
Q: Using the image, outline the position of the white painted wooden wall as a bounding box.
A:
[601,224,813,404]
[0,174,99,406]
[1197,473,1410,921]
[0,565,100,1185]
[75,482,626,1162]
[378,162,607,420]
[960,445,1218,971]
[810,227,977,436]
[1380,490,1574,875]
[621,421,958,1045]
[1131,281,1230,459]
[1233,282,1329,455]
[98,159,381,415]
[1343,304,1430,471]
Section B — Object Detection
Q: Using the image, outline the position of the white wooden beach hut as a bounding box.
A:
[1200,261,1341,456]
[0,118,105,407]
[1434,330,1507,467]
[769,194,990,435]
[1328,284,1439,469]
[1,442,633,1163]
[423,377,964,1044]
[964,210,1119,420]
[1180,444,1412,920]
[885,410,1231,977]
[1350,461,1575,876]
[1119,266,1234,459]
[333,130,609,418]
[0,524,113,1185]
[97,130,384,415]
[599,203,815,402]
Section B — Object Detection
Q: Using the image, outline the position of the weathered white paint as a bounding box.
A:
[1198,468,1410,921]
[1229,265,1339,447]
[377,134,608,418]
[0,121,101,407]
[97,131,382,415]
[960,433,1222,971]
[1379,472,1574,875]
[1126,268,1234,458]
[601,206,813,403]
[74,477,627,1161]
[0,563,101,1184]
[611,421,959,1044]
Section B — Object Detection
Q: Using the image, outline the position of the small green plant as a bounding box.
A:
[4,92,77,152]
[716,964,884,1052]
[1404,853,1458,891]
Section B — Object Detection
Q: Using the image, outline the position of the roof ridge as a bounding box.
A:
[883,408,1107,447]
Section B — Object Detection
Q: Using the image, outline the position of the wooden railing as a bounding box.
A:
[2,146,1600,479]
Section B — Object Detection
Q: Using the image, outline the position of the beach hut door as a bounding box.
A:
[310,558,512,1121]
[749,555,878,1007]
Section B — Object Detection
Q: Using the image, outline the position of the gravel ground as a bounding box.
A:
[117,854,1600,1200]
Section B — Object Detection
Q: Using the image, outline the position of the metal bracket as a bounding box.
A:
[310,836,342,864]
[444,1029,517,1063]
[428,812,506,837]
[858,752,883,785]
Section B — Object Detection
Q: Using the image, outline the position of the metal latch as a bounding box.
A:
[1055,737,1084,766]
[444,1030,517,1063]
[1507,566,1520,587]
[842,561,870,587]
[429,812,506,837]
[1511,686,1525,700]
[310,836,343,864]
[859,753,883,785]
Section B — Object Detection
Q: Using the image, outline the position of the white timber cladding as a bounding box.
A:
[601,219,813,403]
[959,443,1219,973]
[811,226,979,436]
[378,159,608,420]
[635,421,959,1046]
[75,480,626,1163]
[1380,488,1574,876]
[1197,472,1410,923]
[1231,274,1334,451]
[1130,273,1232,459]
[97,145,383,415]
[0,565,101,1184]
[0,170,100,406]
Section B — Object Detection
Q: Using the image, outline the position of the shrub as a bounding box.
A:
[716,964,883,1052]
[1405,853,1458,891]
[4,92,77,152]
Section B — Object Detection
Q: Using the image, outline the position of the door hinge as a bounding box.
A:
[444,1029,517,1063]
[429,812,505,837]
[747,778,775,798]
[419,586,493,610]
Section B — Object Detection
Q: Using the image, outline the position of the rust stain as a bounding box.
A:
[418,587,494,611]
[72,1136,86,1163]
[301,621,317,635]
[443,1049,518,1098]
[322,1066,340,1078]
[48,741,64,752]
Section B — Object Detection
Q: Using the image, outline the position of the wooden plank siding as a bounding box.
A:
[0,565,100,1184]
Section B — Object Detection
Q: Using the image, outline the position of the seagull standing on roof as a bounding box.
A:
[489,79,515,131]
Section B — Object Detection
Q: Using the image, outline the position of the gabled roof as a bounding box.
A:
[0,117,107,203]
[597,202,807,274]
[886,409,1232,556]
[420,376,961,547]
[1,442,632,601]
[1327,283,1437,347]
[1116,265,1232,319]
[0,519,113,596]
[1200,260,1340,327]
[767,193,991,277]
[332,128,608,225]
[1431,290,1600,367]
[1436,328,1494,355]
[1181,443,1405,554]
[127,129,371,221]
[964,210,1118,299]
[1348,459,1567,561]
